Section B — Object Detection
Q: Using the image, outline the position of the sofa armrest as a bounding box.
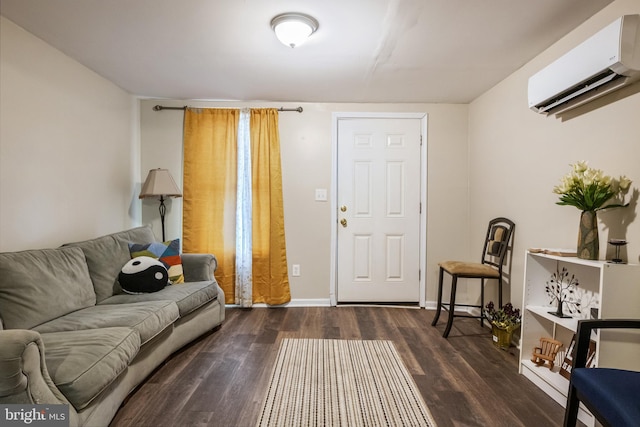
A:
[0,330,68,405]
[181,253,218,282]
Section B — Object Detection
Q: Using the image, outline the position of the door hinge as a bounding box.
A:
[420,135,423,146]
[419,269,421,281]
[419,202,422,214]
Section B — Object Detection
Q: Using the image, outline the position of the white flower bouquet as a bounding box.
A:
[553,161,632,211]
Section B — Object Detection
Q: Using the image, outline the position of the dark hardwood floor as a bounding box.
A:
[110,306,569,427]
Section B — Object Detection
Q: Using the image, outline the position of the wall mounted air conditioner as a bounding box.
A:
[528,14,640,115]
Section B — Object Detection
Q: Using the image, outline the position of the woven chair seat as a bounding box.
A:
[438,261,500,278]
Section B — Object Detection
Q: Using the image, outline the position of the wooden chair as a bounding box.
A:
[564,319,640,427]
[531,337,563,370]
[431,217,515,338]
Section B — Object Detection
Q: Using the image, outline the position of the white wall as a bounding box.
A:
[0,17,140,251]
[140,99,469,303]
[468,0,640,309]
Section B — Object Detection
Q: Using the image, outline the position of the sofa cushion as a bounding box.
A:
[0,247,96,330]
[100,281,218,317]
[64,226,157,302]
[129,239,185,284]
[33,301,179,345]
[41,328,140,411]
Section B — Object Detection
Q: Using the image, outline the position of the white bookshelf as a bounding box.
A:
[519,251,640,427]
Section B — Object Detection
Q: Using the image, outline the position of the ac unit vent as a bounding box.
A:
[535,70,627,114]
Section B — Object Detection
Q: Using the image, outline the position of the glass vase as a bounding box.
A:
[577,210,599,260]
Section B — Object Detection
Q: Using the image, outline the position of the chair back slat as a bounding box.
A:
[481,218,515,268]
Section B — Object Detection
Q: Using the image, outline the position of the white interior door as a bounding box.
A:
[336,117,422,303]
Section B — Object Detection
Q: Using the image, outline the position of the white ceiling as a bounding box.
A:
[1,0,613,103]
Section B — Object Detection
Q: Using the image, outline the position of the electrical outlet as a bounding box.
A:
[315,188,327,201]
[292,264,300,276]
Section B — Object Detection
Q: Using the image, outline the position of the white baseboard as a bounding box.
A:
[227,299,444,308]
[423,301,437,310]
[227,300,482,310]
[226,298,332,308]
[285,299,332,307]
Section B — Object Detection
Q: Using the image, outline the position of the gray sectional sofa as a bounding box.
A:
[0,226,225,426]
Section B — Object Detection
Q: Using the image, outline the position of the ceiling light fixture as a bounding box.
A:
[271,13,319,48]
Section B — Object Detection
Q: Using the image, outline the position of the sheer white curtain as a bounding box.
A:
[235,108,252,307]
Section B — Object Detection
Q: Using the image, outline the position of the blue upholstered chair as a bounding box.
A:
[564,319,640,427]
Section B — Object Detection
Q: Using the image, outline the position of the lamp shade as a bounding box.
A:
[139,169,182,199]
[271,13,318,48]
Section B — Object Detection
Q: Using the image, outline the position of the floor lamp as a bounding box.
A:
[139,168,182,241]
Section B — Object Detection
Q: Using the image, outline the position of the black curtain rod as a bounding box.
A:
[152,105,303,113]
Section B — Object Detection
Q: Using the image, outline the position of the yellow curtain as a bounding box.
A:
[183,108,238,300]
[182,107,290,305]
[250,109,290,305]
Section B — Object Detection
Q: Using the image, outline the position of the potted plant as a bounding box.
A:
[485,301,521,350]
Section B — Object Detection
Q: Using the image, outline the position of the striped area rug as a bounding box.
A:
[256,339,437,426]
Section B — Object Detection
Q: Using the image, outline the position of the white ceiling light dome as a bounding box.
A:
[271,13,319,48]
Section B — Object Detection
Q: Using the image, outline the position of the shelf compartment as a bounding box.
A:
[526,305,579,332]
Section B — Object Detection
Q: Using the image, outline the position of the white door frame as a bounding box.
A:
[330,112,428,307]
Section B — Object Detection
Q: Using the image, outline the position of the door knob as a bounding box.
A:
[340,218,348,227]
[340,205,347,212]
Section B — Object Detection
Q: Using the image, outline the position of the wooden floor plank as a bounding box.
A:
[110,306,571,427]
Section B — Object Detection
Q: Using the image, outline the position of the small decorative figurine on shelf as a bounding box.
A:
[531,337,563,370]
[608,239,628,263]
[545,267,581,318]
